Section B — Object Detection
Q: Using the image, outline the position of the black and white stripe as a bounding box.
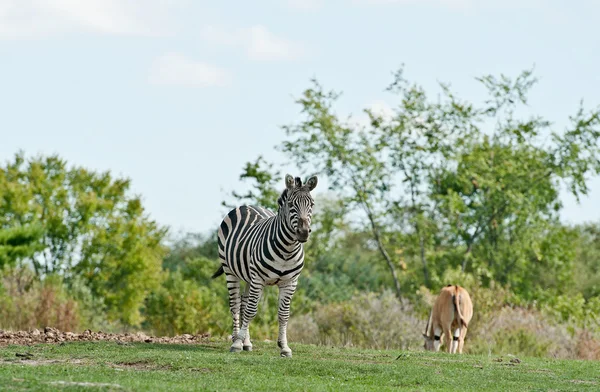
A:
[212,174,318,357]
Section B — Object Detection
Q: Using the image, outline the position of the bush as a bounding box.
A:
[144,270,229,336]
[576,330,600,360]
[539,292,600,333]
[289,291,423,350]
[467,306,577,358]
[67,275,121,333]
[0,266,79,331]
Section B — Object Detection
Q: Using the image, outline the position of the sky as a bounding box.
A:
[1,0,600,237]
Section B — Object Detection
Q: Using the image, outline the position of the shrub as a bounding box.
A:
[289,290,423,350]
[0,266,79,331]
[539,292,600,334]
[144,270,229,336]
[576,330,600,360]
[156,257,312,341]
[467,306,577,358]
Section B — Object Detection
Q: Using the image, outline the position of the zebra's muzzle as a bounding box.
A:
[296,228,310,243]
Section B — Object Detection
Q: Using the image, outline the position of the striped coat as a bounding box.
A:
[212,174,318,357]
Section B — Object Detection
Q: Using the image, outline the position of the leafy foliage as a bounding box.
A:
[144,268,229,336]
[229,66,600,304]
[0,151,168,326]
[222,156,282,211]
[2,65,600,360]
[0,224,45,267]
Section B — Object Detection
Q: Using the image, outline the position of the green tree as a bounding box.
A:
[376,66,482,287]
[430,70,600,297]
[163,232,219,273]
[279,79,403,298]
[0,224,45,267]
[231,66,600,301]
[0,151,168,326]
[222,156,281,211]
[572,222,600,300]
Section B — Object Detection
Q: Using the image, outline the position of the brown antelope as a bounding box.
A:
[423,284,473,354]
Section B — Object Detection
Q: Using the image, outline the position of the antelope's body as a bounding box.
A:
[423,284,473,354]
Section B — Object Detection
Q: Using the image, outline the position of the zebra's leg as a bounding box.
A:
[277,279,298,358]
[231,280,264,353]
[226,274,242,347]
[241,282,252,351]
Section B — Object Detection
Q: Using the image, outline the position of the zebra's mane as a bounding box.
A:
[277,189,288,208]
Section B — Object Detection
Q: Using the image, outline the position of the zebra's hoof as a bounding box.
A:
[280,348,292,358]
[230,340,243,353]
[243,345,253,352]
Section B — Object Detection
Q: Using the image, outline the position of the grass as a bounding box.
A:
[0,340,599,391]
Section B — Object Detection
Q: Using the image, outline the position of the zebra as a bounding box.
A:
[211,174,318,357]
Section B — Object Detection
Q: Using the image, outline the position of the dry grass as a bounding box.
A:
[289,290,423,350]
[290,286,600,360]
[576,330,600,360]
[0,266,79,332]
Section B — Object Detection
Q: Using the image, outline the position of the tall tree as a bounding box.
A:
[278,79,403,298]
[0,151,168,325]
[0,224,45,267]
[222,156,281,211]
[430,69,600,296]
[228,66,600,301]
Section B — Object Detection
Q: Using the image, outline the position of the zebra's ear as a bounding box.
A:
[305,175,318,191]
[285,174,295,190]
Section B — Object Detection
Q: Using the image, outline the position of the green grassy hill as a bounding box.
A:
[1,340,598,391]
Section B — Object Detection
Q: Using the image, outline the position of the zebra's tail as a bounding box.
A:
[211,265,225,279]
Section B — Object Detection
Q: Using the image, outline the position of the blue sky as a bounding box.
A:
[1,0,599,236]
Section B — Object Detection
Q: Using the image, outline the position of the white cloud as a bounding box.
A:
[0,0,174,39]
[246,25,306,61]
[288,0,323,11]
[198,25,240,46]
[148,52,232,88]
[200,24,307,61]
[352,0,470,8]
[353,0,544,10]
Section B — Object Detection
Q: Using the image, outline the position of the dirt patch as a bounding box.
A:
[421,356,470,364]
[570,380,598,385]
[526,368,554,374]
[3,358,88,366]
[0,327,211,347]
[191,368,211,373]
[112,359,171,371]
[48,381,124,389]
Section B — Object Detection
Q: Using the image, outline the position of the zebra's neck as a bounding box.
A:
[270,206,301,257]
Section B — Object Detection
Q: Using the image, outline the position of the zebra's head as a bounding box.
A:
[281,174,318,243]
